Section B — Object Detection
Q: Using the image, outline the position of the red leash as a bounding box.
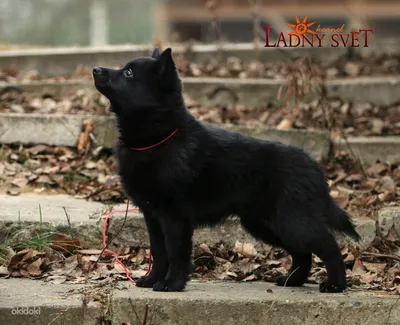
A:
[102,208,152,284]
[101,128,179,283]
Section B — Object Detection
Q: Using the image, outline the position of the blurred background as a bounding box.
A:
[1,0,400,47]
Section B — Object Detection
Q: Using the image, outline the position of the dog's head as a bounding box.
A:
[92,48,181,115]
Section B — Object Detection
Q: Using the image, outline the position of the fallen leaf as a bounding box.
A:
[76,250,103,255]
[276,118,293,130]
[226,271,238,278]
[379,176,396,193]
[50,234,81,253]
[346,174,364,184]
[363,262,386,274]
[6,189,21,196]
[11,177,28,188]
[234,241,257,258]
[0,266,10,276]
[77,119,94,152]
[266,260,282,267]
[360,272,377,284]
[344,252,355,264]
[336,195,349,209]
[243,274,256,282]
[27,258,43,276]
[199,243,213,255]
[352,259,367,275]
[367,163,388,177]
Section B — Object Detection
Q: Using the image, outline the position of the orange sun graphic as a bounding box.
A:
[288,15,317,36]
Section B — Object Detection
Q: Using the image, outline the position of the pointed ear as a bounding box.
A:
[156,48,179,89]
[158,48,175,75]
[151,47,160,59]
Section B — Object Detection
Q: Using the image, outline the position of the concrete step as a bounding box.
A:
[0,38,399,76]
[2,75,400,106]
[1,113,399,165]
[0,278,398,325]
[0,113,331,161]
[0,194,390,250]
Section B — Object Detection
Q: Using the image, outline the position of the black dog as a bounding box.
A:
[93,48,360,293]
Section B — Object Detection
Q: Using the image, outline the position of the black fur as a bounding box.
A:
[93,48,360,293]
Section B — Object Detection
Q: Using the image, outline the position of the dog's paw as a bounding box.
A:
[152,278,187,292]
[136,275,158,288]
[152,280,168,291]
[319,281,345,293]
[275,275,304,287]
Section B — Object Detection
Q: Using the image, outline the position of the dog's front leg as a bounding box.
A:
[136,211,169,288]
[152,215,193,292]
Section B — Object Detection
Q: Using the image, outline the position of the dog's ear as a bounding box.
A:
[156,48,179,88]
[158,48,175,76]
[151,47,160,59]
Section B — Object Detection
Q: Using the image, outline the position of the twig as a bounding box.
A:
[128,298,142,325]
[385,294,400,325]
[283,266,300,287]
[338,132,367,178]
[265,266,300,314]
[278,54,368,176]
[62,207,74,239]
[248,0,262,59]
[143,304,149,325]
[360,252,400,262]
[204,0,222,56]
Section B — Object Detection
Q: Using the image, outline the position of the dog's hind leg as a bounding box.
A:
[136,211,169,288]
[275,252,312,287]
[313,234,346,293]
[270,211,347,293]
[240,217,311,287]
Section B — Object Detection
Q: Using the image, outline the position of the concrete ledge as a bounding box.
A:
[1,113,400,164]
[333,136,400,165]
[0,195,378,250]
[0,114,331,161]
[185,76,400,107]
[1,38,399,76]
[0,279,398,325]
[2,76,400,106]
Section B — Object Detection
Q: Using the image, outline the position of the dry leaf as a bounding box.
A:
[6,189,21,196]
[50,234,81,253]
[27,258,43,276]
[11,177,28,188]
[77,119,94,152]
[243,274,256,282]
[226,271,238,278]
[199,243,213,255]
[234,241,257,258]
[352,259,367,276]
[276,118,293,130]
[0,266,10,276]
[76,250,103,255]
[360,272,377,284]
[363,262,386,274]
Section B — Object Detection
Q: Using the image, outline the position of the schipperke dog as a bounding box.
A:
[93,48,360,293]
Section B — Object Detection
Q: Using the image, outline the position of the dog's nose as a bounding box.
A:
[93,67,102,74]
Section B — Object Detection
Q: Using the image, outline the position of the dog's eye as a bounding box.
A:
[123,69,133,78]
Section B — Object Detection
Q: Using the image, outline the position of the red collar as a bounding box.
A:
[121,128,179,151]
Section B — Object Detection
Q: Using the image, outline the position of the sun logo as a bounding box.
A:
[288,15,317,36]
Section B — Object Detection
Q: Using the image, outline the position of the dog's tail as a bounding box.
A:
[328,201,361,241]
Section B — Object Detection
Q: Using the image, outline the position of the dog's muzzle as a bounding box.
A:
[93,67,109,86]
